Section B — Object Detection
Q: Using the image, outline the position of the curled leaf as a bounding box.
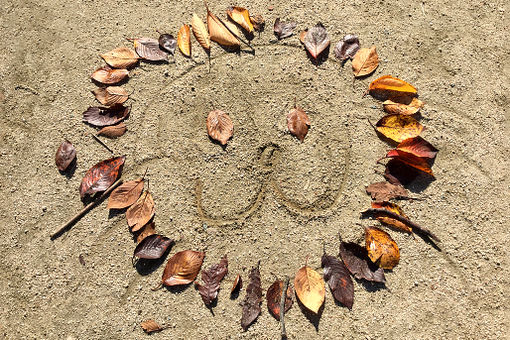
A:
[321,253,354,309]
[192,13,210,51]
[133,234,173,260]
[371,201,412,234]
[100,47,139,69]
[55,140,76,172]
[92,86,129,106]
[385,149,434,176]
[91,66,129,85]
[158,33,177,55]
[334,34,360,61]
[162,250,205,286]
[366,181,409,202]
[82,104,130,127]
[287,106,311,142]
[107,178,144,209]
[266,280,293,320]
[375,114,424,143]
[207,110,233,145]
[250,15,265,32]
[365,227,400,269]
[195,255,228,306]
[339,242,385,283]
[241,263,262,330]
[79,156,125,198]
[207,7,240,48]
[177,24,191,57]
[134,37,169,61]
[273,18,296,40]
[352,46,379,77]
[394,136,438,159]
[97,122,127,138]
[126,191,155,232]
[294,265,325,314]
[383,97,424,115]
[231,274,242,294]
[303,23,330,59]
[369,75,418,101]
[227,7,253,33]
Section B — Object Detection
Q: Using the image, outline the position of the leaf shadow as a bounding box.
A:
[358,279,387,293]
[295,294,324,332]
[59,157,77,179]
[305,44,330,66]
[164,283,192,294]
[108,207,127,219]
[230,288,241,300]
[207,135,229,150]
[133,244,173,276]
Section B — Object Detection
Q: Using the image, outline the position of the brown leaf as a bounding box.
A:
[207,7,240,48]
[107,178,144,209]
[352,46,379,77]
[207,110,233,145]
[79,156,125,198]
[92,86,129,106]
[133,234,174,261]
[140,320,165,334]
[91,66,129,85]
[334,34,360,61]
[365,227,400,269]
[55,140,76,172]
[158,33,177,55]
[162,250,205,286]
[100,47,139,69]
[287,106,311,142]
[192,13,210,51]
[375,114,424,143]
[134,37,169,61]
[97,122,127,138]
[177,24,191,57]
[394,136,438,159]
[321,253,354,309]
[241,263,262,330]
[371,201,412,234]
[195,255,228,306]
[250,15,265,32]
[226,7,253,33]
[339,242,385,283]
[266,280,293,320]
[366,181,409,202]
[82,104,130,127]
[384,149,434,177]
[383,97,424,115]
[294,265,325,314]
[273,18,296,40]
[231,274,242,294]
[136,221,156,243]
[369,75,418,101]
[303,23,330,59]
[126,191,155,232]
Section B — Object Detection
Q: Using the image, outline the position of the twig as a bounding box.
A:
[50,179,123,240]
[91,133,114,154]
[280,275,290,339]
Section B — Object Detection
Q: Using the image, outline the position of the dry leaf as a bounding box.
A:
[352,46,379,77]
[273,18,296,39]
[79,156,125,198]
[91,66,129,85]
[97,122,127,138]
[365,227,400,269]
[287,106,311,142]
[231,274,242,294]
[195,255,228,306]
[82,104,130,127]
[303,23,330,59]
[383,97,424,115]
[92,86,129,106]
[207,7,240,48]
[158,33,177,54]
[192,13,210,51]
[177,24,191,57]
[134,37,169,61]
[207,110,233,145]
[321,253,354,309]
[294,265,325,314]
[136,221,156,243]
[339,242,385,283]
[384,159,420,186]
[334,34,360,61]
[394,136,438,159]
[385,149,434,176]
[126,191,155,232]
[100,47,139,69]
[55,140,76,172]
[241,263,262,330]
[227,7,253,33]
[162,250,205,286]
[266,280,293,320]
[107,178,144,209]
[371,201,412,234]
[375,114,424,143]
[299,30,307,44]
[366,181,409,201]
[369,75,418,100]
[140,320,165,334]
[250,15,265,31]
[133,234,173,261]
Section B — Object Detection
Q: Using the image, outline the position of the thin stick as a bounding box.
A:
[91,133,113,154]
[50,179,123,240]
[280,276,290,339]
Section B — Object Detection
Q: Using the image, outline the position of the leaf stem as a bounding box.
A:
[280,276,290,339]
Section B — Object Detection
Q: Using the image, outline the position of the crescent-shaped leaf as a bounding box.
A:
[177,24,191,57]
[294,265,325,314]
[79,156,125,198]
[162,250,205,286]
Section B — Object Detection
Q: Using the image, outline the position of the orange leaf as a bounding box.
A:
[126,191,155,231]
[383,97,424,115]
[136,221,156,243]
[191,13,210,51]
[371,201,412,234]
[294,265,325,314]
[352,46,379,77]
[365,227,400,269]
[369,75,417,100]
[207,110,233,145]
[287,106,311,142]
[107,178,144,209]
[162,250,205,286]
[207,7,240,47]
[177,24,191,57]
[97,122,127,138]
[385,149,434,176]
[91,66,129,85]
[375,114,424,143]
[100,47,139,69]
[140,320,165,334]
[92,86,129,106]
[226,6,253,33]
[395,136,438,159]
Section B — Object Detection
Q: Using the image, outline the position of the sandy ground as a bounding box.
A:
[0,0,509,339]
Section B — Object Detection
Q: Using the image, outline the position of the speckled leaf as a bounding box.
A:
[365,227,400,269]
[273,18,296,39]
[158,33,177,54]
[195,255,228,306]
[241,263,262,330]
[321,253,354,309]
[55,140,76,172]
[79,156,125,198]
[375,114,424,143]
[334,34,360,60]
[82,104,130,127]
[303,23,330,59]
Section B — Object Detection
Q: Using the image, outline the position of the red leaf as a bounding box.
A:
[395,136,438,159]
[195,255,228,307]
[321,253,354,309]
[79,156,125,198]
[384,150,434,177]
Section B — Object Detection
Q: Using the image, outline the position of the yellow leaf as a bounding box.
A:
[191,13,210,51]
[226,6,253,33]
[365,227,400,269]
[369,75,418,100]
[352,46,379,77]
[177,24,191,57]
[383,97,424,115]
[294,265,325,313]
[375,114,424,143]
[207,7,240,47]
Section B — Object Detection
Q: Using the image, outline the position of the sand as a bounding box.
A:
[0,0,508,339]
